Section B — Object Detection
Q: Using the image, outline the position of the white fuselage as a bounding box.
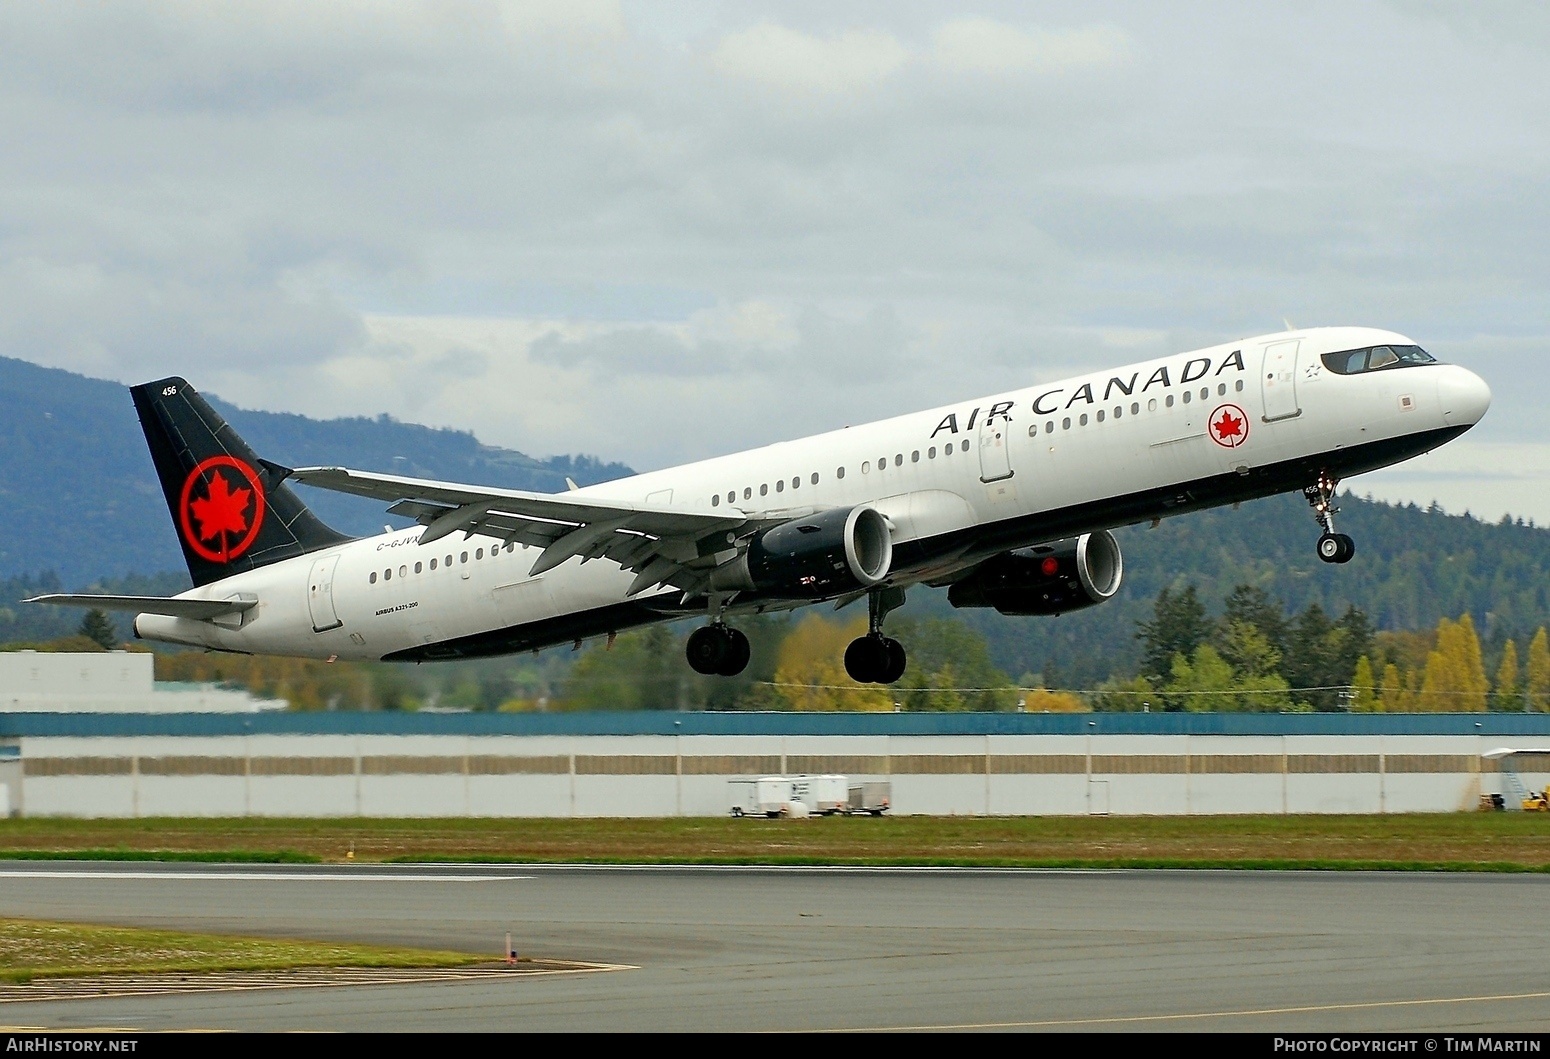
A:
[134,327,1491,662]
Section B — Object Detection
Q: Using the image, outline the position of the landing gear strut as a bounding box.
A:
[844,587,908,685]
[1304,472,1355,564]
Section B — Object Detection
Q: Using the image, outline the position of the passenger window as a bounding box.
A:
[1217,384,1226,396]
[1114,406,1122,419]
[775,480,784,493]
[1028,425,1037,437]
[430,559,437,571]
[1062,417,1071,430]
[1166,395,1175,408]
[1182,391,1191,404]
[398,565,407,578]
[384,568,391,581]
[1045,421,1054,433]
[1200,387,1209,400]
[1235,379,1244,392]
[744,487,752,500]
[911,450,920,463]
[894,454,903,467]
[760,483,768,496]
[1080,414,1089,426]
[460,551,468,563]
[944,443,952,455]
[836,467,845,479]
[1096,410,1105,423]
[370,572,377,584]
[727,491,735,503]
[712,495,720,506]
[878,455,887,469]
[961,440,970,452]
[414,562,422,574]
[445,554,453,567]
[792,476,800,489]
[475,548,483,560]
[862,461,871,473]
[929,446,936,458]
[810,473,819,485]
[1131,402,1140,415]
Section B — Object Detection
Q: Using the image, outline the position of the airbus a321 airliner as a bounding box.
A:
[33,327,1490,685]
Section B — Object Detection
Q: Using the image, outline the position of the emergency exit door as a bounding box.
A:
[978,417,1013,482]
[307,554,343,632]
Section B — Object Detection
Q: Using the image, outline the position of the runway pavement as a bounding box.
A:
[2,861,1549,1032]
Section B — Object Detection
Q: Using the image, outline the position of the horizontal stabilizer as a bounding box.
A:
[25,594,258,621]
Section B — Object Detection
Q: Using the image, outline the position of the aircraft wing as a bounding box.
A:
[26,594,257,621]
[290,466,761,597]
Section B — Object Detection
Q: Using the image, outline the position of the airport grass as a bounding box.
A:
[0,917,486,984]
[7,814,1550,871]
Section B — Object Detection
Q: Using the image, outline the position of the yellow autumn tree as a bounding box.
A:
[1377,662,1405,713]
[1021,687,1089,713]
[771,614,892,712]
[1527,628,1550,713]
[1350,655,1378,712]
[1495,639,1521,712]
[1418,614,1488,712]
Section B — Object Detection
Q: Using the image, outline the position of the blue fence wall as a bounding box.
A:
[6,711,1550,739]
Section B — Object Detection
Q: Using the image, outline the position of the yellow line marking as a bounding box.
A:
[827,989,1550,1032]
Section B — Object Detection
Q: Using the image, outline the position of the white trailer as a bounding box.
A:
[791,774,848,815]
[847,781,892,816]
[729,776,796,818]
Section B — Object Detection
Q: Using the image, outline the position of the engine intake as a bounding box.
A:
[947,531,1123,616]
[711,505,893,598]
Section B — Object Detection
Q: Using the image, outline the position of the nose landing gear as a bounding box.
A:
[1305,473,1355,564]
[843,587,908,685]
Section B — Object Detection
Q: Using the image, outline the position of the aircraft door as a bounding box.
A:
[306,554,343,633]
[978,416,1013,483]
[1261,340,1301,421]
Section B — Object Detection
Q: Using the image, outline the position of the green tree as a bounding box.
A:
[1218,584,1289,665]
[892,617,1016,711]
[1163,644,1291,712]
[1495,639,1522,712]
[77,609,117,650]
[1137,584,1212,686]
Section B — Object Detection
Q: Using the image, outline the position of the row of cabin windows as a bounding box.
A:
[369,541,516,584]
[708,438,975,507]
[1027,380,1245,437]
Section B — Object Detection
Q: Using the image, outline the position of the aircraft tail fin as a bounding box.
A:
[130,377,353,587]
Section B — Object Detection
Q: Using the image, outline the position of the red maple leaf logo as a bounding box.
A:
[178,456,266,563]
[189,471,251,542]
[1213,409,1243,440]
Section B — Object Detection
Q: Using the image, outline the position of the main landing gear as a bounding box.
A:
[686,622,751,676]
[844,587,908,685]
[1305,472,1355,564]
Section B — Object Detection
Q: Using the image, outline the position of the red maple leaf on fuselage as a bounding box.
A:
[189,471,252,542]
[1213,410,1244,439]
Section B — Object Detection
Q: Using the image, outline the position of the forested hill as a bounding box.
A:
[0,355,633,584]
[957,491,1550,687]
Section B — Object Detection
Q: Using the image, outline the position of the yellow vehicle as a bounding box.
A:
[1523,788,1550,812]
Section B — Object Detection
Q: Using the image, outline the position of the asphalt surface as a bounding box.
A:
[2,861,1549,1032]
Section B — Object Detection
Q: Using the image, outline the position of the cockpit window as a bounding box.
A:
[1321,345,1436,375]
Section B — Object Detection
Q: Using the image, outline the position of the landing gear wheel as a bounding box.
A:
[1317,533,1342,563]
[1316,532,1356,564]
[880,637,907,684]
[844,635,889,684]
[686,625,730,675]
[717,627,751,677]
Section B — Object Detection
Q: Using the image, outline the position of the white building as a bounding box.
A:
[0,651,286,713]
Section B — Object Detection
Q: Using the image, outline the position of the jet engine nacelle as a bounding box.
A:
[947,531,1123,616]
[711,505,893,598]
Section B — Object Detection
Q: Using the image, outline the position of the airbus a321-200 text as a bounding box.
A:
[33,327,1491,685]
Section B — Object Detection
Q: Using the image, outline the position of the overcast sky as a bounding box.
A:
[2,2,1547,520]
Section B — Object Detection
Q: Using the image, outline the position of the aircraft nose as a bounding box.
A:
[1437,365,1491,427]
